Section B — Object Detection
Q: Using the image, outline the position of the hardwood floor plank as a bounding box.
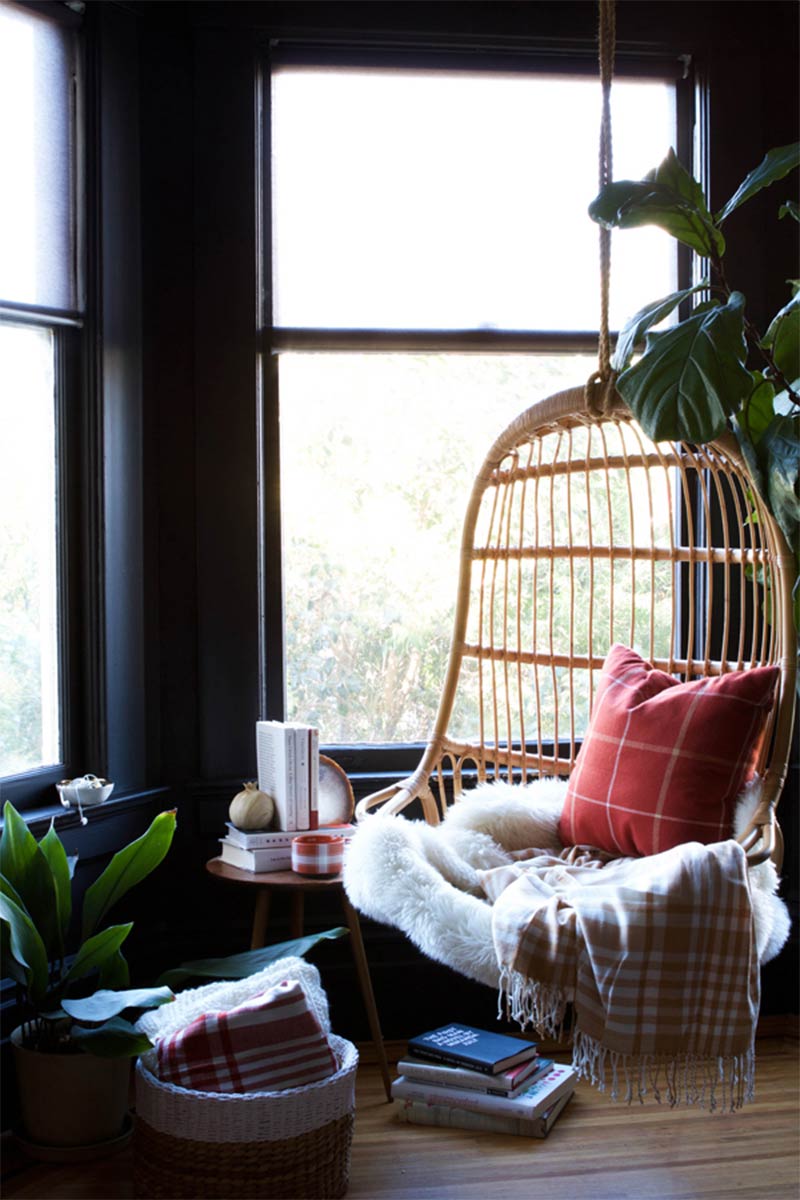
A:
[2,1037,797,1200]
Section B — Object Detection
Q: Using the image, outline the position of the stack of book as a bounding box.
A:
[219,821,357,872]
[256,720,320,832]
[391,1023,575,1139]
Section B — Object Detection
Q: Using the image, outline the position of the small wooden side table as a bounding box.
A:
[206,858,392,1100]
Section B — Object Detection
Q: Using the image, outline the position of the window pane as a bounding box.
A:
[272,69,676,331]
[0,324,60,775]
[280,352,597,743]
[0,0,76,310]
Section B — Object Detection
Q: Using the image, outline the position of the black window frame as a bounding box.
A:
[257,41,696,784]
[0,0,86,811]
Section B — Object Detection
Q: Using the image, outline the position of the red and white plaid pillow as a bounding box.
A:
[557,644,779,858]
[156,979,337,1094]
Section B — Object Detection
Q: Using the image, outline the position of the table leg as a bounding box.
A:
[341,892,392,1102]
[250,888,270,950]
[289,890,305,939]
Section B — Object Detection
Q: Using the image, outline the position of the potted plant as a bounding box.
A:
[0,802,177,1151]
[588,142,799,625]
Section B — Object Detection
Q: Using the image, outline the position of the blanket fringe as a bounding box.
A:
[571,1029,756,1112]
[498,967,756,1112]
[497,964,569,1040]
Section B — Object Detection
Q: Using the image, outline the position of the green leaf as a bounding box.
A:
[98,947,130,989]
[589,178,723,258]
[742,373,777,445]
[157,927,349,990]
[617,292,752,442]
[757,414,800,545]
[774,377,800,415]
[762,294,800,385]
[63,923,133,987]
[716,143,800,224]
[69,1016,153,1058]
[0,804,60,957]
[81,810,176,941]
[780,200,800,223]
[650,148,716,224]
[733,420,765,501]
[611,283,709,373]
[62,986,174,1023]
[38,823,72,947]
[0,886,49,1004]
[590,151,724,258]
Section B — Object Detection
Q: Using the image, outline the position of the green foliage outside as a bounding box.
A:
[281,353,598,743]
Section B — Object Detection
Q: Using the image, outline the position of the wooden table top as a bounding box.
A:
[205,856,344,891]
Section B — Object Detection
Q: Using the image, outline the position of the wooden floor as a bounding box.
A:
[2,1037,798,1200]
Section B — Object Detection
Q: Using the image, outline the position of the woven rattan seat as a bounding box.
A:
[357,387,797,868]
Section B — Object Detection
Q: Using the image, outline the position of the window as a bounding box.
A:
[0,0,81,795]
[265,53,686,756]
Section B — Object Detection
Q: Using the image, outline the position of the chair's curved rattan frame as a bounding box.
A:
[356,387,797,868]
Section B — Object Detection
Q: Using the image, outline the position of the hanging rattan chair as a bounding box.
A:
[355,385,797,869]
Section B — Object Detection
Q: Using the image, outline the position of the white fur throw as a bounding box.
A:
[343,778,790,989]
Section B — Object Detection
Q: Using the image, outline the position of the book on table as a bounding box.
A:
[406,1023,538,1075]
[394,1086,573,1139]
[391,1062,576,1121]
[396,1054,553,1098]
[224,822,357,850]
[255,720,320,832]
[219,838,292,872]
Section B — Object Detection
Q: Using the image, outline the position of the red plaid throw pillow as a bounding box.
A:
[557,644,779,857]
[156,979,337,1093]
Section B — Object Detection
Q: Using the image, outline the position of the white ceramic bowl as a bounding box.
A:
[56,778,115,809]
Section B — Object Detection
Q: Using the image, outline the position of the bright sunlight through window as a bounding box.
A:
[273,67,678,744]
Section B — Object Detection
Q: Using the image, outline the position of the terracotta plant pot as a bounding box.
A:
[11,1026,131,1149]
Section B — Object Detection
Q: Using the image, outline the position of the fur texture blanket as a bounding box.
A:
[343,777,790,991]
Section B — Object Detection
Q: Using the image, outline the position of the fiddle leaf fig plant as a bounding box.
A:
[589,142,800,626]
[0,803,177,1055]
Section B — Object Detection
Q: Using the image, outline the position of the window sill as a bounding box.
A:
[1,786,175,839]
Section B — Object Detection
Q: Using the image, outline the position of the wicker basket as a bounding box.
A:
[133,1034,358,1199]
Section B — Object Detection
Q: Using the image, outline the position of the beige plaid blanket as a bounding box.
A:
[479,839,759,1110]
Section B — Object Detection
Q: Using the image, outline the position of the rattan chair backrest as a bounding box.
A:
[357,387,797,866]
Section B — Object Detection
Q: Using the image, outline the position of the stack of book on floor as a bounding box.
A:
[218,821,357,872]
[392,1023,575,1139]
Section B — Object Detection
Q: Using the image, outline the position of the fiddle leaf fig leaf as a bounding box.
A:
[779,200,800,223]
[590,151,724,257]
[761,293,800,385]
[741,373,776,445]
[650,148,714,221]
[716,142,800,224]
[611,283,709,373]
[616,291,752,443]
[757,415,800,545]
[589,179,723,258]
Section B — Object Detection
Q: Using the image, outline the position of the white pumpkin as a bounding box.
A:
[229,781,275,830]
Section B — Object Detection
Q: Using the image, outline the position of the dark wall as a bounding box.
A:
[134,0,799,1028]
[3,7,797,1134]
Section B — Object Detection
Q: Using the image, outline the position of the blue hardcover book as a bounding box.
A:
[407,1024,538,1075]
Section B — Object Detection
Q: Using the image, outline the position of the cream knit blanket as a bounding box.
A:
[480,838,759,1111]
